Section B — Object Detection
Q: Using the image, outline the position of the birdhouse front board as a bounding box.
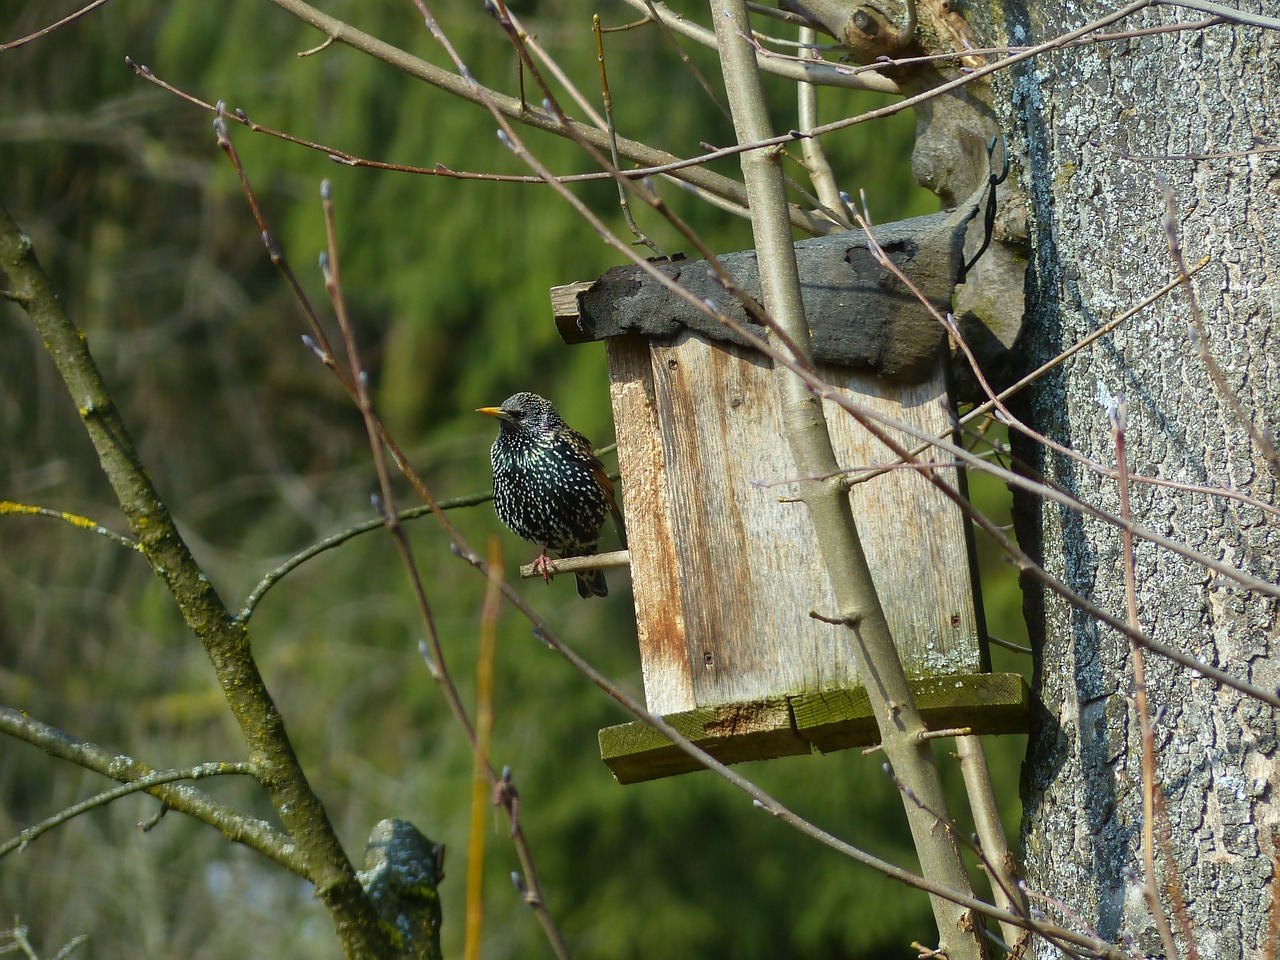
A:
[609,330,987,709]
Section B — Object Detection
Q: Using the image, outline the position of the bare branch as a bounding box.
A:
[1153,0,1280,29]
[0,500,140,552]
[0,203,391,956]
[312,166,574,959]
[795,26,853,227]
[0,0,112,51]
[1157,175,1279,477]
[1,761,259,859]
[261,0,836,233]
[1107,394,1183,960]
[0,706,300,875]
[710,0,985,954]
[612,0,901,92]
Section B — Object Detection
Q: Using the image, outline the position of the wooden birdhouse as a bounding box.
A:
[551,208,1029,784]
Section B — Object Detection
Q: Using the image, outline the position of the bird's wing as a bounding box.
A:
[585,443,628,550]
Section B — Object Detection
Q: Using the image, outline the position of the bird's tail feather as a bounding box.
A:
[611,503,628,550]
[576,568,608,598]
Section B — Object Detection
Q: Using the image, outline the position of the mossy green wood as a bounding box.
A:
[599,672,1029,784]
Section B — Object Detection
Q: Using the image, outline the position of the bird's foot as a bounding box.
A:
[531,549,555,584]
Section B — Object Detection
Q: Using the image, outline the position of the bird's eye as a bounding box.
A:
[509,409,525,420]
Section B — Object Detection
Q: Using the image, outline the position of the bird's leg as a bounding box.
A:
[531,547,554,584]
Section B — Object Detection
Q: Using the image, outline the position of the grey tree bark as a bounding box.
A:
[995,4,1280,957]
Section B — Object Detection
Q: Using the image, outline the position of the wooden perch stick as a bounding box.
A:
[518,549,631,581]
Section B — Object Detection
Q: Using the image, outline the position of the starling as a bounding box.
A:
[477,392,627,598]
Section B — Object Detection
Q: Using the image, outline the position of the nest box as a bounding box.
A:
[551,209,1029,784]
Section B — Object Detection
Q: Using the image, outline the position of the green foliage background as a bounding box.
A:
[0,1,1026,957]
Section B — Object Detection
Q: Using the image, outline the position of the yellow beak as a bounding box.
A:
[476,406,505,419]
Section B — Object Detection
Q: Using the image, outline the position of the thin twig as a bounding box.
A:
[1153,770,1199,959]
[842,208,1280,603]
[592,15,663,255]
[1106,393,1181,960]
[0,706,302,875]
[0,500,140,551]
[1021,884,1146,960]
[613,0,901,92]
[853,200,1138,498]
[617,0,1166,167]
[708,289,1280,704]
[244,0,1241,240]
[464,537,504,960]
[462,540,1129,958]
[0,0,112,51]
[951,258,1278,520]
[258,0,836,233]
[479,0,809,358]
[637,0,733,120]
[954,736,1030,949]
[125,57,757,195]
[211,102,341,378]
[987,634,1033,655]
[795,26,852,228]
[518,549,630,581]
[1157,175,1279,477]
[745,1,822,30]
[1,923,89,960]
[880,759,1028,933]
[313,172,574,960]
[1,762,259,858]
[237,491,493,621]
[1153,0,1280,30]
[831,15,1224,75]
[713,0,984,953]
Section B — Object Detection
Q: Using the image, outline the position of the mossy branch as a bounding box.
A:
[0,705,298,870]
[0,204,394,960]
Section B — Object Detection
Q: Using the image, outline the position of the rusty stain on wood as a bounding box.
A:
[606,334,693,713]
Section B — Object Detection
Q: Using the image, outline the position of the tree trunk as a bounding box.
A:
[1000,5,1280,957]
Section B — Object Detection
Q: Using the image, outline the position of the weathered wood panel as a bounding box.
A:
[608,329,980,714]
[605,335,693,714]
[599,672,1029,784]
[821,363,983,679]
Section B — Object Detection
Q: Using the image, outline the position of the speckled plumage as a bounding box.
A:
[478,392,626,598]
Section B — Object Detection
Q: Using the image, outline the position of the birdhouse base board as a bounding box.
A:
[599,672,1029,784]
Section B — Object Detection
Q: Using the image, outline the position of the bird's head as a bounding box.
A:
[476,392,565,437]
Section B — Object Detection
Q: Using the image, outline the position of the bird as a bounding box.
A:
[477,392,627,598]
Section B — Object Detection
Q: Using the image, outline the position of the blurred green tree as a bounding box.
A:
[0,3,1028,959]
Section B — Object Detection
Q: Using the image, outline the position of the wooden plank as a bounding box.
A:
[598,698,809,783]
[821,362,983,678]
[791,673,1030,753]
[599,673,1029,784]
[606,334,693,715]
[648,332,846,708]
[562,212,974,380]
[550,280,594,344]
[641,331,978,711]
